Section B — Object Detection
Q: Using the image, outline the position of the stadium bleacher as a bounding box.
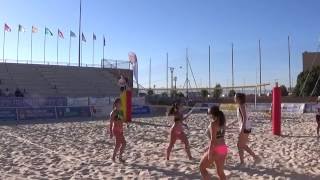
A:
[0,63,132,98]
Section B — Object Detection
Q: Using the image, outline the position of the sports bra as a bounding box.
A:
[174,113,183,122]
[216,126,225,139]
[111,110,123,121]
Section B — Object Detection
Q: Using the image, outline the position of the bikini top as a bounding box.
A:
[111,110,123,121]
[216,127,225,139]
[174,113,183,122]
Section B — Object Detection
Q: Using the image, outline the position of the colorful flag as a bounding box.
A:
[45,27,53,36]
[81,33,86,42]
[18,24,25,32]
[103,36,106,46]
[93,33,96,41]
[4,23,11,32]
[58,29,64,39]
[70,31,76,37]
[128,52,138,82]
[32,26,38,33]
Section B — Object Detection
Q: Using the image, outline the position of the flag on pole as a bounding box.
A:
[18,24,25,32]
[4,23,11,32]
[103,36,106,46]
[93,33,96,41]
[45,27,53,36]
[70,31,76,37]
[32,26,38,33]
[58,29,64,39]
[128,52,138,83]
[81,33,86,42]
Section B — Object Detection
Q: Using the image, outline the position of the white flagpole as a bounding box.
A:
[17,29,20,63]
[57,31,59,65]
[69,34,71,65]
[30,29,33,64]
[92,36,94,66]
[3,29,6,62]
[44,32,46,64]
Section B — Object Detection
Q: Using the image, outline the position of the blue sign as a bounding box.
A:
[17,107,56,120]
[132,105,150,115]
[56,106,91,118]
[0,108,17,120]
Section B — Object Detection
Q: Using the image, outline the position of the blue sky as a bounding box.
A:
[0,0,319,89]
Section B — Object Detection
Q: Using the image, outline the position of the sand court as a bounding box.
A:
[0,112,319,179]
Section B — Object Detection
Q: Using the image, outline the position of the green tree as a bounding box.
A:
[201,89,209,98]
[147,89,154,96]
[212,84,223,99]
[161,92,168,97]
[228,89,236,97]
[294,66,320,96]
[177,92,185,97]
[280,85,289,96]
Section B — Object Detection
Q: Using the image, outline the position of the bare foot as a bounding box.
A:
[112,157,116,162]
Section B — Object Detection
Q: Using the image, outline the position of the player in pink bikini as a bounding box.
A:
[200,106,228,180]
[166,102,193,161]
[109,98,126,162]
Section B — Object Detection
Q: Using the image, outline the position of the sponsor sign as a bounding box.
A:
[0,108,17,120]
[132,105,151,115]
[17,107,56,120]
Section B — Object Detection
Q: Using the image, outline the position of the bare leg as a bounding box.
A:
[119,135,126,162]
[200,151,214,180]
[317,121,320,137]
[237,134,245,164]
[215,154,227,180]
[112,135,121,161]
[166,132,177,160]
[180,133,192,160]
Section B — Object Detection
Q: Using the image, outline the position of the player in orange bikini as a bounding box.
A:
[109,98,126,163]
[166,102,193,161]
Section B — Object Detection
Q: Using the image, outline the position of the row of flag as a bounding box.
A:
[4,23,106,46]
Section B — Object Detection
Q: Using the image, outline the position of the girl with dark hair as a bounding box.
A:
[109,98,126,162]
[166,102,193,160]
[235,93,261,165]
[200,106,228,180]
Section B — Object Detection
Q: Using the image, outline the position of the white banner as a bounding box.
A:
[281,103,305,114]
[89,97,111,106]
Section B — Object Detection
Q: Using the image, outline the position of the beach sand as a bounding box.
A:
[0,112,319,179]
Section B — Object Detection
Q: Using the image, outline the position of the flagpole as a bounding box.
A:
[3,29,5,62]
[231,43,234,90]
[78,0,82,67]
[81,35,82,67]
[288,35,292,93]
[93,36,94,66]
[17,30,20,63]
[102,37,105,68]
[44,32,46,64]
[259,40,262,96]
[57,31,59,65]
[31,30,33,64]
[69,34,71,65]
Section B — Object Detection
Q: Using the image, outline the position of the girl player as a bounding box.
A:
[166,102,193,161]
[235,93,261,165]
[109,98,126,162]
[200,106,228,180]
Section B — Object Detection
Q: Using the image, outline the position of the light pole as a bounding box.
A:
[174,76,177,89]
[169,67,175,90]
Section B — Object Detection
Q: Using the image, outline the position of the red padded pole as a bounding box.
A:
[272,82,281,135]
